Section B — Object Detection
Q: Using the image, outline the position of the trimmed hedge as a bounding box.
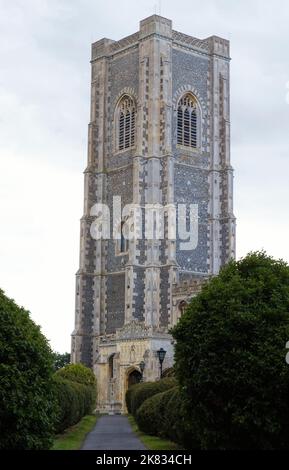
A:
[126,377,176,416]
[136,386,192,446]
[53,364,97,434]
[159,387,191,445]
[53,376,96,434]
[136,387,172,435]
[0,289,57,450]
[55,363,96,387]
[125,386,135,414]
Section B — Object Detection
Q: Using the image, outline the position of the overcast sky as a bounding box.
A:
[0,0,289,353]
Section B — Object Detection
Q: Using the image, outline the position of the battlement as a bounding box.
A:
[91,15,229,60]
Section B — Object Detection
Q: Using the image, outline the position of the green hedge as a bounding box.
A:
[0,288,97,447]
[135,387,172,435]
[172,251,289,449]
[53,376,96,434]
[125,386,135,414]
[136,386,192,446]
[53,364,97,434]
[55,363,96,387]
[0,289,57,450]
[126,377,176,417]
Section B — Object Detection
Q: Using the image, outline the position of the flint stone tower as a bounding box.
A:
[71,15,236,413]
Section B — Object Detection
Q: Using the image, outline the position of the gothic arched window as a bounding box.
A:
[177,93,199,149]
[117,95,136,151]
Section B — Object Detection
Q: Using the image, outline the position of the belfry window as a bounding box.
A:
[177,93,198,149]
[117,95,136,151]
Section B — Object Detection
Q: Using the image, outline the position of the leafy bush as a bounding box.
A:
[172,251,289,449]
[160,387,193,446]
[55,363,96,387]
[53,376,96,434]
[126,377,176,416]
[0,289,56,450]
[136,386,193,446]
[53,363,97,433]
[125,386,135,414]
[136,388,174,435]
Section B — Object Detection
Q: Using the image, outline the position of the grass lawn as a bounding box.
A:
[128,415,181,450]
[52,414,98,450]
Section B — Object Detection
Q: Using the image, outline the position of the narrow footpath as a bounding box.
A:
[81,415,146,450]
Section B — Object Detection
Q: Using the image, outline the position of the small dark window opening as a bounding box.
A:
[118,220,129,254]
[109,354,115,379]
[120,221,126,253]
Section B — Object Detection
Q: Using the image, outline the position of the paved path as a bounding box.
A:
[81,415,147,450]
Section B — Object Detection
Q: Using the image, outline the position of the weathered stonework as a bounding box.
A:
[71,15,236,413]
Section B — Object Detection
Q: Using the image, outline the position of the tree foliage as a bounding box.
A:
[52,351,70,371]
[172,251,289,449]
[0,289,56,450]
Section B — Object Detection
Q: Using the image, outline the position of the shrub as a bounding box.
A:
[55,363,96,387]
[0,289,57,450]
[126,377,176,417]
[53,363,97,433]
[136,386,193,446]
[172,251,289,449]
[53,376,96,434]
[136,387,174,435]
[125,386,135,414]
[160,387,193,446]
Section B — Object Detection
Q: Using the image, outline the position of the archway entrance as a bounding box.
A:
[179,300,188,316]
[127,369,142,388]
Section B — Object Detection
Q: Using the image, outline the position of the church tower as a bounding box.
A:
[71,15,236,413]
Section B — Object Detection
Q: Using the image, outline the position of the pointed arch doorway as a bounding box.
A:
[127,369,142,388]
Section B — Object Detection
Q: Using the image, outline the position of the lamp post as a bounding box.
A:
[139,360,145,382]
[156,348,166,379]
